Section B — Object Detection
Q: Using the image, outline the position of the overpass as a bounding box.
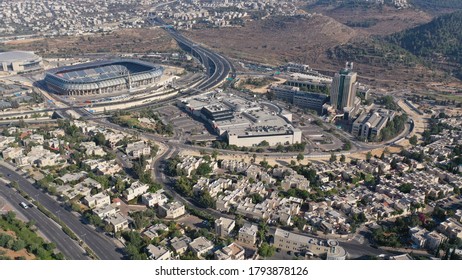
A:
[152,17,234,91]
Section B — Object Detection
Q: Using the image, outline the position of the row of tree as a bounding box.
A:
[0,212,63,260]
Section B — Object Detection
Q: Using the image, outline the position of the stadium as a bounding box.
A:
[0,51,43,73]
[44,59,164,96]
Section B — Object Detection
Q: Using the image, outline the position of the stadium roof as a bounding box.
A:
[44,59,164,94]
[0,51,41,63]
[48,59,156,74]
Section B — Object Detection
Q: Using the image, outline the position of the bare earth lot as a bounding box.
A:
[308,4,434,35]
[3,28,180,57]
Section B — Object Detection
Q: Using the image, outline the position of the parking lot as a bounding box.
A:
[176,214,206,230]
[292,112,344,152]
[154,105,217,142]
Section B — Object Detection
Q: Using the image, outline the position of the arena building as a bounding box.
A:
[44,59,163,96]
[0,51,43,73]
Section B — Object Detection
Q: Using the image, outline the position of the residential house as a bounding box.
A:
[105,213,129,233]
[214,243,245,260]
[141,190,168,207]
[146,245,171,260]
[2,147,23,159]
[83,193,111,208]
[215,217,235,238]
[158,201,185,219]
[93,204,117,218]
[170,236,192,255]
[124,181,149,201]
[126,141,151,158]
[238,223,258,245]
[189,237,214,257]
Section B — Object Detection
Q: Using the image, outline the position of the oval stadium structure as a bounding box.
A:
[44,59,164,96]
[0,51,43,73]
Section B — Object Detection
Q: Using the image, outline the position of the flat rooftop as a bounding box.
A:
[180,92,298,137]
[0,51,40,63]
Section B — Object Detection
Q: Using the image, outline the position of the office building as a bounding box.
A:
[330,62,358,111]
[273,228,347,260]
[351,109,395,140]
[270,85,328,114]
[179,92,302,147]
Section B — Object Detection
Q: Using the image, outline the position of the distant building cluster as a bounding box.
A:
[151,0,299,30]
[0,82,35,111]
[0,0,146,36]
[178,91,302,147]
[326,0,410,9]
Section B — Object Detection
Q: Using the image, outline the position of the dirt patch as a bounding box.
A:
[308,4,434,35]
[0,247,35,260]
[0,230,36,260]
[239,76,285,94]
[184,14,357,66]
[3,28,180,57]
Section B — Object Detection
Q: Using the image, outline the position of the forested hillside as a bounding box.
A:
[387,11,462,66]
[411,0,462,10]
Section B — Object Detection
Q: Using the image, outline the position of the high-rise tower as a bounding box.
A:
[330,62,358,111]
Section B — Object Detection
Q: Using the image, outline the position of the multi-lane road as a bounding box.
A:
[154,18,234,91]
[0,181,89,260]
[0,17,406,260]
[0,165,124,260]
[0,19,235,260]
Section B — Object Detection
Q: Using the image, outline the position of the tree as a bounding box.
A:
[211,150,219,161]
[329,153,337,162]
[249,193,264,204]
[258,242,275,258]
[258,140,269,147]
[196,162,212,176]
[259,159,270,169]
[398,183,413,193]
[340,154,346,162]
[297,153,304,162]
[93,132,106,146]
[71,202,81,213]
[197,191,215,208]
[366,151,372,161]
[409,135,418,146]
[343,141,352,151]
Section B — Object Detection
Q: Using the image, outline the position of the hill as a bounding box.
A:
[307,2,433,35]
[184,14,456,91]
[184,14,358,65]
[410,0,462,12]
[387,11,462,78]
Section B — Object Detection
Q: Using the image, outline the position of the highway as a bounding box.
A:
[0,14,410,260]
[0,182,89,260]
[153,18,234,91]
[0,165,124,260]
